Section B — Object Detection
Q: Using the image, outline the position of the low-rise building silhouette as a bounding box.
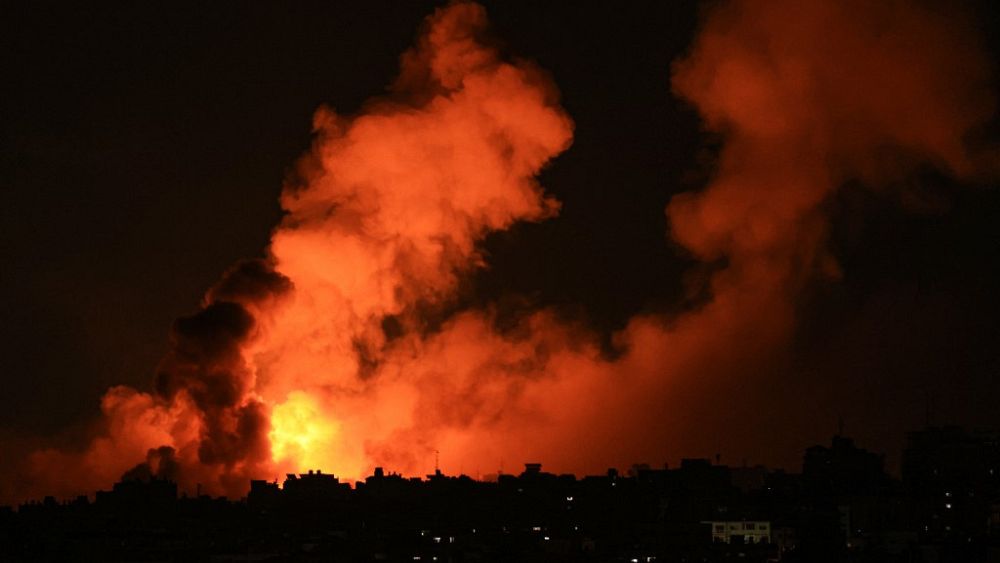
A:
[3,425,1000,562]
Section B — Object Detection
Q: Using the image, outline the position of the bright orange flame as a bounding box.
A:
[269,392,339,472]
[5,0,997,505]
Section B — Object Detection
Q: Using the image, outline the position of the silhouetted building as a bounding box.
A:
[282,469,350,504]
[730,465,769,493]
[95,476,177,510]
[902,425,1000,543]
[5,425,999,562]
[247,479,280,508]
[803,435,890,497]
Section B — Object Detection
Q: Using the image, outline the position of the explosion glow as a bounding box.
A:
[269,392,339,471]
[4,0,996,503]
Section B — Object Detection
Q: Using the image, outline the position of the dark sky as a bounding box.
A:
[2,1,999,472]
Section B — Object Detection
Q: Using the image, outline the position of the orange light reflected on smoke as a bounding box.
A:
[4,0,997,505]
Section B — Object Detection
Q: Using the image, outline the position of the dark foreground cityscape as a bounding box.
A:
[3,425,1000,562]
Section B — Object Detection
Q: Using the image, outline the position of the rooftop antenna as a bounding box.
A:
[837,416,844,437]
[434,449,440,474]
[925,391,933,428]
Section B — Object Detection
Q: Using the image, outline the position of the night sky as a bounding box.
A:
[3,0,1000,483]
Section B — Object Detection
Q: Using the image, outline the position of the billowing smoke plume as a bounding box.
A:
[122,446,180,483]
[5,0,996,502]
[343,0,996,474]
[7,1,573,499]
[252,0,574,479]
[348,0,996,477]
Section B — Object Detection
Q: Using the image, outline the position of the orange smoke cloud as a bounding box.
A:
[346,0,996,475]
[5,0,996,503]
[5,1,574,500]
[253,0,574,482]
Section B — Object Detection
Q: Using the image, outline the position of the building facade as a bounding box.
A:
[704,520,771,544]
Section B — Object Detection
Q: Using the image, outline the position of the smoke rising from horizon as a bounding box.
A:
[3,0,996,503]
